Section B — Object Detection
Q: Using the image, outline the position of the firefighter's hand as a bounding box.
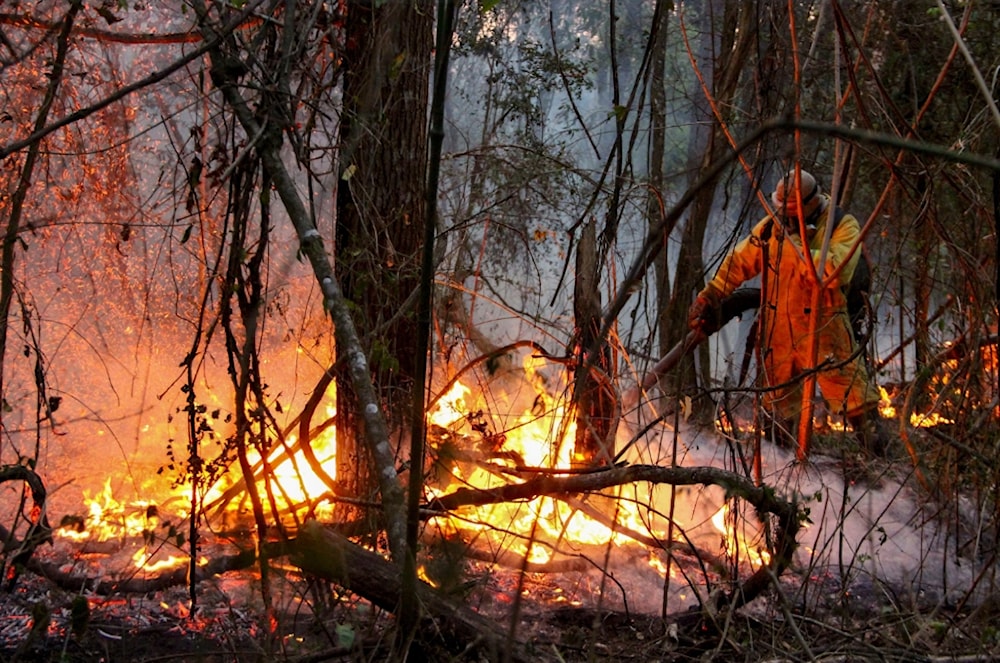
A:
[687,294,715,332]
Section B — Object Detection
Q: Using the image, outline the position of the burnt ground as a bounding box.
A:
[3,554,1000,663]
[4,425,1000,661]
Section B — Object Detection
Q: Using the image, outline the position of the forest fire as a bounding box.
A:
[52,477,205,573]
[200,399,340,523]
[55,478,161,544]
[40,347,797,594]
[44,337,985,592]
[426,356,662,566]
[3,0,999,659]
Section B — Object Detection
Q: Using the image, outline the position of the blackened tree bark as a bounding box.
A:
[335,1,434,524]
[573,218,615,465]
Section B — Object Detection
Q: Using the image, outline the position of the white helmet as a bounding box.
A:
[771,169,823,220]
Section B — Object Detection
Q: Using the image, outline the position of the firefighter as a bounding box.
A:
[687,168,888,453]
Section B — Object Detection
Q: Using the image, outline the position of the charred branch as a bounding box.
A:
[0,465,53,589]
[425,463,802,610]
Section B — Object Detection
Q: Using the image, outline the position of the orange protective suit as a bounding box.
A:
[698,195,880,421]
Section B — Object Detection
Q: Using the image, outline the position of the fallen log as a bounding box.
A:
[25,548,258,595]
[290,520,551,663]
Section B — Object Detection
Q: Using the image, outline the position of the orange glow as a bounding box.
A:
[257,403,337,514]
[711,503,770,567]
[428,381,471,429]
[426,353,683,568]
[202,398,338,521]
[878,386,954,428]
[133,549,207,573]
[55,477,166,543]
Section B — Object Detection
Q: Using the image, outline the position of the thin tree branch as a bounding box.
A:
[0,0,267,161]
[933,0,1000,133]
[189,0,407,560]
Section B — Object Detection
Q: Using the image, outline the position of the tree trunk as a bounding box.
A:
[335,0,434,525]
[648,1,673,362]
[573,218,615,465]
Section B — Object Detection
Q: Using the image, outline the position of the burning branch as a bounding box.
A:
[0,465,53,588]
[425,463,802,610]
[22,548,257,596]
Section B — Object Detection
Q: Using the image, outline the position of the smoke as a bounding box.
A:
[616,420,995,614]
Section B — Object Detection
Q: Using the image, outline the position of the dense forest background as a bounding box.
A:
[0,1,998,661]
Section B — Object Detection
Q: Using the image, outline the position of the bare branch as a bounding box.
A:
[425,462,802,610]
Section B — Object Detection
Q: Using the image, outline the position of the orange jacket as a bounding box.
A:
[701,196,862,333]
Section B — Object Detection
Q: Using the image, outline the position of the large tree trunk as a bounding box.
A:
[334,0,434,526]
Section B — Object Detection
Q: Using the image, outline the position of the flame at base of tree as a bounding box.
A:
[52,351,782,586]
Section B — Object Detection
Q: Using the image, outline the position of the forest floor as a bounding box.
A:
[3,543,999,663]
[4,425,999,661]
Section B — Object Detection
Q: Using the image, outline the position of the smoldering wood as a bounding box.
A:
[290,520,552,663]
[0,465,54,588]
[20,546,258,595]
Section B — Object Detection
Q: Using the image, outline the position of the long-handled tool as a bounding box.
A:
[626,287,761,404]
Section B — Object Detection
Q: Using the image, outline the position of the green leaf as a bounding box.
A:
[481,0,502,11]
[336,624,355,649]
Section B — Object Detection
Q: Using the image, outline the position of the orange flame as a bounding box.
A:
[426,354,680,567]
[711,503,770,568]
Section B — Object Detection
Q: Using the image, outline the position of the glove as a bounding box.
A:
[687,293,716,332]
